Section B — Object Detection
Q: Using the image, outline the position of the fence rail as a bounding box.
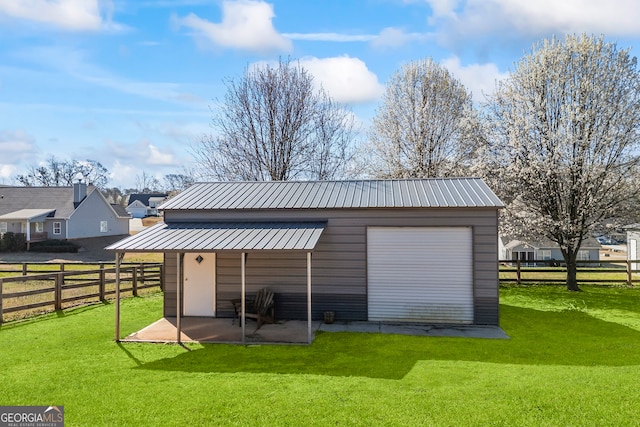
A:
[499,259,639,286]
[0,262,163,323]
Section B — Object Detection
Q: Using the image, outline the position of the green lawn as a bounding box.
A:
[1,286,640,426]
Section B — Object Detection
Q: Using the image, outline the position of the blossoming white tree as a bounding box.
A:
[485,34,640,291]
[367,58,481,178]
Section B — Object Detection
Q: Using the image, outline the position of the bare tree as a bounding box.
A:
[163,173,194,193]
[101,187,126,206]
[16,157,109,188]
[192,58,357,181]
[135,171,161,193]
[484,34,640,291]
[367,58,481,178]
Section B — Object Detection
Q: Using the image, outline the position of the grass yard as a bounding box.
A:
[1,285,639,426]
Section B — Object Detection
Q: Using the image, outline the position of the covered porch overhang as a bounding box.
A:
[106,221,326,345]
[0,209,56,247]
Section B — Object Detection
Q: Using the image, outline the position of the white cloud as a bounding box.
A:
[496,0,640,35]
[0,164,16,180]
[109,161,137,187]
[0,129,36,180]
[436,0,640,39]
[425,0,460,17]
[147,143,175,165]
[441,56,508,103]
[0,0,120,32]
[105,141,179,187]
[299,56,384,104]
[284,32,376,42]
[0,130,36,162]
[174,0,291,54]
[371,27,431,49]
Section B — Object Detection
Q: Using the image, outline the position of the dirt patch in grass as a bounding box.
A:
[142,216,163,227]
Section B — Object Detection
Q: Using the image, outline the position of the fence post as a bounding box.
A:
[55,273,63,310]
[139,263,145,285]
[132,266,138,297]
[22,263,27,276]
[159,264,164,291]
[0,278,3,324]
[516,259,521,285]
[60,263,65,272]
[627,260,633,288]
[99,263,106,301]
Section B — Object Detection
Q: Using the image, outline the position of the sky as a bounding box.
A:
[2,0,640,189]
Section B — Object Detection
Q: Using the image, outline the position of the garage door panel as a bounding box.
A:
[367,227,473,323]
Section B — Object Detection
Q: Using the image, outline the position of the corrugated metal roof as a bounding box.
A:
[160,179,504,211]
[106,221,326,252]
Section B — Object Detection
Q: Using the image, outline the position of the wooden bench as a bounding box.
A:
[231,287,275,331]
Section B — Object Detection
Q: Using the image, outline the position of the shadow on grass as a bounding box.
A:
[131,305,640,380]
[0,300,112,331]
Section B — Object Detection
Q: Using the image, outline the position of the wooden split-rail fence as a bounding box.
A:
[499,259,640,286]
[0,262,163,323]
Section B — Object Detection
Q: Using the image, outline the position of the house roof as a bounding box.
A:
[504,236,601,250]
[106,221,326,252]
[0,186,84,218]
[160,179,504,211]
[0,208,56,221]
[111,204,130,217]
[128,193,168,207]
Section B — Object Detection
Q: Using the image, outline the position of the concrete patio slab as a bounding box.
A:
[122,317,320,344]
[319,321,509,339]
[122,317,509,345]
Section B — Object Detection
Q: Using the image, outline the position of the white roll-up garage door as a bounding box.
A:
[367,227,473,323]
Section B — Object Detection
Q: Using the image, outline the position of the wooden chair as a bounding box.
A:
[231,287,275,331]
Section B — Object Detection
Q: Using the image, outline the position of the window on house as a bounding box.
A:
[539,250,551,260]
[0,222,6,234]
[35,222,44,233]
[100,221,108,233]
[53,222,61,235]
[577,250,590,261]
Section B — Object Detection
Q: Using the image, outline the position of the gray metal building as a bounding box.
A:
[108,179,504,328]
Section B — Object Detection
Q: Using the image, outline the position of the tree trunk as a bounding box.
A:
[565,253,581,291]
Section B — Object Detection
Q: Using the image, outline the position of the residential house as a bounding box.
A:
[0,183,130,247]
[501,236,601,265]
[126,193,168,218]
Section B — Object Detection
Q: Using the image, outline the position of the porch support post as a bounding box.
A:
[115,252,124,342]
[212,252,217,317]
[176,253,183,343]
[307,251,312,344]
[241,252,246,343]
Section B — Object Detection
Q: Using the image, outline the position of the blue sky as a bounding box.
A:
[1,0,640,189]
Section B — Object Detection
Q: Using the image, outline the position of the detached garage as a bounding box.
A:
[108,178,504,341]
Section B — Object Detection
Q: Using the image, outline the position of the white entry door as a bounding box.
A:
[183,253,215,316]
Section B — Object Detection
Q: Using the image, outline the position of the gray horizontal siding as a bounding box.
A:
[163,207,500,325]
